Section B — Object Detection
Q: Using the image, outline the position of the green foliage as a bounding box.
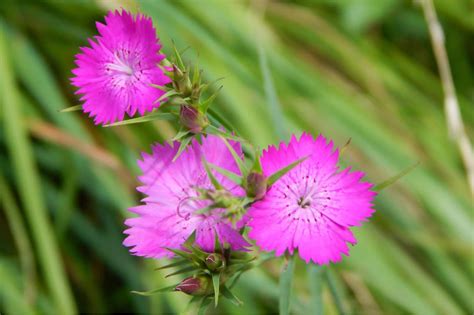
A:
[0,0,472,314]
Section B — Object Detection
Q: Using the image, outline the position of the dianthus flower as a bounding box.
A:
[247,133,376,264]
[123,135,249,258]
[71,10,171,125]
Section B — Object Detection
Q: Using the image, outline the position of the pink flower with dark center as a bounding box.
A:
[123,135,250,258]
[71,10,171,125]
[247,133,376,265]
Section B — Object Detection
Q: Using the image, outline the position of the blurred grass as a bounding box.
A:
[0,0,473,314]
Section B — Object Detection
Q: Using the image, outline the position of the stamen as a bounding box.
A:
[297,196,311,208]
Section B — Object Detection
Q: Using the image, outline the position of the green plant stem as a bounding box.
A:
[326,269,347,315]
[279,255,296,315]
[308,265,324,315]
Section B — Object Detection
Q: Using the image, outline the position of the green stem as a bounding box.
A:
[326,269,347,315]
[279,255,296,315]
[308,265,324,315]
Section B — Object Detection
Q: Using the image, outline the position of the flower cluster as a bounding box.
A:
[70,9,376,308]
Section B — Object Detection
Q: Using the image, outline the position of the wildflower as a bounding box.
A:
[123,135,249,258]
[71,10,171,125]
[247,133,376,265]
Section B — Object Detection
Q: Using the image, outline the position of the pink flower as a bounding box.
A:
[71,10,171,125]
[123,135,250,258]
[247,133,376,265]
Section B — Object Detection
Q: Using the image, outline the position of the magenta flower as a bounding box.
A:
[247,133,376,265]
[71,10,171,125]
[123,135,250,258]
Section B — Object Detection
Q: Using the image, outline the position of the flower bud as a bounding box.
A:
[179,106,209,133]
[205,253,224,271]
[175,276,211,296]
[246,172,267,200]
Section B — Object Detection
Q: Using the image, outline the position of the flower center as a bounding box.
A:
[297,196,311,209]
[106,58,134,76]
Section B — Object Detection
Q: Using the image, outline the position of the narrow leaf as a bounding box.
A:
[59,104,82,112]
[279,255,295,315]
[172,136,193,162]
[154,89,180,104]
[212,273,220,307]
[220,136,247,175]
[374,162,420,191]
[165,247,193,260]
[194,205,218,215]
[206,124,244,142]
[103,112,175,127]
[221,286,243,306]
[184,296,203,313]
[165,266,196,278]
[172,42,185,69]
[339,138,352,156]
[200,86,222,112]
[207,108,235,134]
[131,285,177,296]
[172,129,190,141]
[198,298,212,315]
[208,162,242,185]
[155,259,189,271]
[192,61,201,86]
[202,156,223,190]
[268,156,308,187]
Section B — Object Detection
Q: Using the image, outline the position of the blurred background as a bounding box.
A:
[0,0,473,314]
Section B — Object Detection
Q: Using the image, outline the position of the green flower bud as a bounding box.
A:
[205,253,224,271]
[246,172,267,200]
[175,276,211,296]
[179,105,209,133]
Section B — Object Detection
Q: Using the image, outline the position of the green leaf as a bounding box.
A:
[212,273,220,307]
[339,138,352,156]
[206,124,244,142]
[220,136,247,175]
[154,89,180,104]
[198,297,212,315]
[200,86,222,112]
[267,156,308,187]
[59,104,82,112]
[103,112,175,127]
[165,247,193,260]
[172,129,191,141]
[172,135,193,162]
[221,285,243,306]
[208,162,242,185]
[172,42,186,69]
[201,156,223,190]
[131,284,177,296]
[374,162,420,191]
[192,60,201,86]
[155,259,189,271]
[165,266,196,278]
[194,204,218,215]
[207,107,235,134]
[279,255,295,315]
